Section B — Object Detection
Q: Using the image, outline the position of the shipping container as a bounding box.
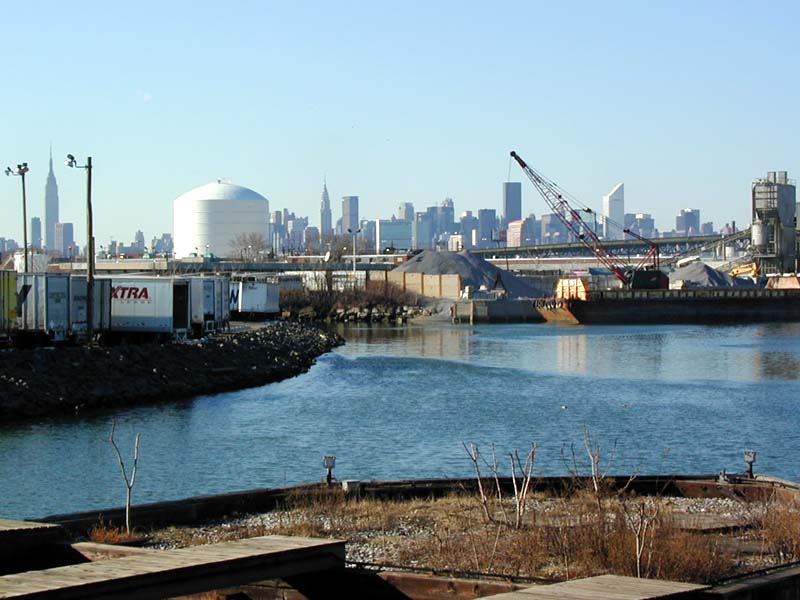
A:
[230,278,280,317]
[17,273,71,341]
[103,276,190,337]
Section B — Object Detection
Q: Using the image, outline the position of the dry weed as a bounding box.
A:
[757,497,800,562]
[87,521,145,544]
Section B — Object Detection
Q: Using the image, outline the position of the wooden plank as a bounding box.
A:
[492,574,708,600]
[0,535,345,599]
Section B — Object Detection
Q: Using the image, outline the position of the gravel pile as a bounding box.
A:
[0,322,343,420]
[670,262,756,288]
[394,250,546,298]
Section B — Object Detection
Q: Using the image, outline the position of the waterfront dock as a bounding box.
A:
[490,575,706,599]
[0,534,344,599]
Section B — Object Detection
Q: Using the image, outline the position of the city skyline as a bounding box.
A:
[0,146,776,251]
[0,163,759,256]
[1,2,798,244]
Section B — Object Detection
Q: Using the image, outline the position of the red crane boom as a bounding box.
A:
[622,227,661,271]
[510,151,630,285]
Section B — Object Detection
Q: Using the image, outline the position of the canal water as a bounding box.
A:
[2,322,799,520]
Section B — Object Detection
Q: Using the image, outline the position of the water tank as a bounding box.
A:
[751,221,770,249]
[173,181,269,259]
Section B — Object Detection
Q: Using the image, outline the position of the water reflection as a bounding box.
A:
[752,351,800,380]
[340,323,800,382]
[1,322,799,519]
[556,334,588,374]
[338,324,477,361]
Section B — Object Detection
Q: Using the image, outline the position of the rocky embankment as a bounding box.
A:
[0,322,343,420]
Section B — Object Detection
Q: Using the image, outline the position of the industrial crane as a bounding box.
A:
[510,150,667,289]
[621,228,660,270]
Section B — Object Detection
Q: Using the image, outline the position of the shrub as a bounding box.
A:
[757,497,800,562]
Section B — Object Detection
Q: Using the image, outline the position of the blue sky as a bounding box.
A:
[1,1,798,246]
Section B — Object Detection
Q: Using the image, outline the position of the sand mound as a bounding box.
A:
[669,262,756,288]
[393,250,545,298]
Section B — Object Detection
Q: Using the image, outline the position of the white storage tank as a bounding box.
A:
[173,181,269,259]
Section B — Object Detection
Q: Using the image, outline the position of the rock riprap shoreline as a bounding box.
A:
[0,322,343,420]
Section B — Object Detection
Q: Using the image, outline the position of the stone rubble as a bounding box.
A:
[0,322,343,420]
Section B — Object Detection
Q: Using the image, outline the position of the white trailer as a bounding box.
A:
[104,276,190,338]
[69,276,112,340]
[17,273,71,342]
[189,275,230,336]
[229,278,280,317]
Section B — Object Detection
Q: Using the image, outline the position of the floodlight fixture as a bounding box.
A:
[5,161,29,274]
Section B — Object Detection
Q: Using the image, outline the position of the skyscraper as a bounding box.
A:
[133,230,146,253]
[342,196,359,233]
[397,202,414,221]
[44,148,60,252]
[31,217,42,249]
[477,208,497,248]
[675,208,701,235]
[507,220,526,247]
[602,183,624,240]
[412,211,434,250]
[54,222,74,257]
[503,182,522,225]
[320,181,332,238]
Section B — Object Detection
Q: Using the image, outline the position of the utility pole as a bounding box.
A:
[347,227,362,274]
[66,154,94,343]
[4,163,29,273]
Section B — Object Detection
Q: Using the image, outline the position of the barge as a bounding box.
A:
[535,285,800,324]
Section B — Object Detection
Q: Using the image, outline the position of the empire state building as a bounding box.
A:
[44,150,60,252]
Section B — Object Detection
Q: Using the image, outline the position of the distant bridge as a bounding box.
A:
[471,229,751,265]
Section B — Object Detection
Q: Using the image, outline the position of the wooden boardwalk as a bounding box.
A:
[0,535,344,599]
[0,520,65,562]
[488,574,708,599]
[0,520,63,541]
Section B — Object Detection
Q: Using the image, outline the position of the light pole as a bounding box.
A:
[4,162,29,273]
[347,227,361,274]
[65,154,94,343]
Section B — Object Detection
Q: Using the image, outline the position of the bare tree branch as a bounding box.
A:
[108,419,141,535]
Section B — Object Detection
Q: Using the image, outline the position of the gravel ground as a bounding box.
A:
[143,495,764,566]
